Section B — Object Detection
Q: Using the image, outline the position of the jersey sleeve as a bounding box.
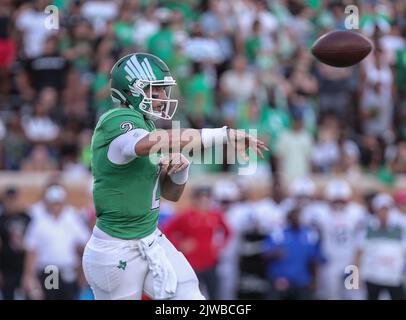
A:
[96,110,153,165]
[99,109,149,145]
[107,128,150,164]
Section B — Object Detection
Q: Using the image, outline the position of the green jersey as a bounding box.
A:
[91,107,159,239]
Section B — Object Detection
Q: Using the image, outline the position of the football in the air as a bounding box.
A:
[311,30,373,67]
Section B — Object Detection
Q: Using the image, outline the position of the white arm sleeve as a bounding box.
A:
[107,129,149,164]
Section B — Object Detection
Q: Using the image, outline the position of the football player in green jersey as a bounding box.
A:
[82,53,268,300]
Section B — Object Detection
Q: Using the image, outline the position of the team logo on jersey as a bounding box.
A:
[120,121,134,133]
[124,56,157,81]
[117,260,127,270]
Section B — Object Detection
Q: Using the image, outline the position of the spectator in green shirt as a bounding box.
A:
[61,20,93,75]
[245,20,262,65]
[185,63,215,128]
[235,96,273,173]
[147,11,176,69]
[113,3,136,49]
[91,56,114,118]
[171,44,192,98]
[395,47,406,93]
[160,0,199,23]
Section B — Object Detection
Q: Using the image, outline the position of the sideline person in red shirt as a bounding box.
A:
[164,185,231,300]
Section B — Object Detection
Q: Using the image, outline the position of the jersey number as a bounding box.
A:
[151,176,160,210]
[333,228,350,245]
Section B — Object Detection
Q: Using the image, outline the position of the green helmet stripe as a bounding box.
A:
[142,58,156,80]
[130,56,148,80]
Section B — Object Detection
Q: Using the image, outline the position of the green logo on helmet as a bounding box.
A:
[124,56,157,81]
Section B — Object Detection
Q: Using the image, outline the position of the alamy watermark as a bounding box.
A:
[44,5,59,30]
[344,5,359,30]
[344,265,360,290]
[43,265,59,290]
[144,121,260,176]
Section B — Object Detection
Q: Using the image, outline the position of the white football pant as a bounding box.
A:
[82,227,205,300]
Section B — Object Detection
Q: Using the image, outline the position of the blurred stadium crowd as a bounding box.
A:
[0,0,406,300]
[1,176,406,300]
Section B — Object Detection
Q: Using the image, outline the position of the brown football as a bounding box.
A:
[311,30,373,67]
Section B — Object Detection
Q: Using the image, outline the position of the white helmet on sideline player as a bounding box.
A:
[325,179,352,201]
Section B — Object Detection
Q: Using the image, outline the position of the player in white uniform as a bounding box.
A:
[213,180,242,300]
[310,180,367,299]
[279,177,326,227]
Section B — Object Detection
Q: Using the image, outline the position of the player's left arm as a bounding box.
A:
[159,153,190,202]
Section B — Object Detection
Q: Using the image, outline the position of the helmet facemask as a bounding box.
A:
[129,78,178,121]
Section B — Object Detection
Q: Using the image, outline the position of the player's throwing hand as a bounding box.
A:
[228,129,269,162]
